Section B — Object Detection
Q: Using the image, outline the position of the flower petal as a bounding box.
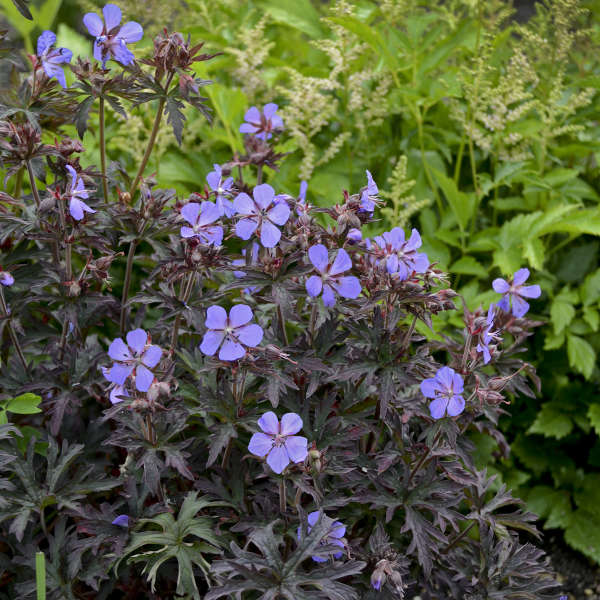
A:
[332,276,361,299]
[106,363,133,385]
[322,284,336,307]
[447,394,465,417]
[306,275,323,297]
[108,337,131,361]
[112,40,135,65]
[229,304,253,327]
[206,168,220,190]
[142,345,162,368]
[263,103,278,118]
[236,217,258,240]
[118,21,143,43]
[266,445,289,474]
[239,123,258,134]
[492,278,510,294]
[519,284,541,299]
[218,338,245,361]
[429,397,448,419]
[258,411,280,435]
[365,169,378,195]
[135,364,154,392]
[69,198,84,221]
[253,183,275,210]
[37,31,56,56]
[180,226,195,238]
[233,192,256,216]
[436,366,456,390]
[83,12,103,36]
[260,220,281,248]
[126,329,147,355]
[244,106,261,123]
[329,248,352,276]
[497,295,510,312]
[112,514,129,527]
[420,377,438,398]
[280,412,303,435]
[103,3,122,31]
[200,330,225,356]
[284,435,308,462]
[513,268,530,286]
[267,201,290,226]
[248,432,273,457]
[236,324,263,347]
[181,202,201,225]
[198,201,221,226]
[511,295,530,318]
[109,384,128,405]
[205,305,227,330]
[308,244,329,273]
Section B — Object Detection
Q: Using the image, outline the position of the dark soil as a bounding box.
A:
[545,534,600,600]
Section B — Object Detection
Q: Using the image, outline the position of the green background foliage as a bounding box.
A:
[3,0,600,563]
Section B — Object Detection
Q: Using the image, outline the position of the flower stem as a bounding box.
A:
[129,73,174,198]
[99,97,109,202]
[407,430,442,486]
[0,286,29,376]
[25,160,41,209]
[401,315,418,352]
[170,270,197,352]
[119,240,138,334]
[279,478,287,513]
[13,167,23,199]
[256,164,263,186]
[277,303,289,346]
[309,302,318,346]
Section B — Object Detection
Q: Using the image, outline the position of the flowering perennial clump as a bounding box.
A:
[0,5,559,600]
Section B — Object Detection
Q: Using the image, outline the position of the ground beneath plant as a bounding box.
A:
[546,534,600,600]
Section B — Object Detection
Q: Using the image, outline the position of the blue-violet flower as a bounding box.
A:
[239,103,283,140]
[36,31,72,88]
[180,201,223,245]
[492,268,541,318]
[421,366,465,419]
[65,165,95,221]
[206,164,235,217]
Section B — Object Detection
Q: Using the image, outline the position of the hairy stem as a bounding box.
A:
[0,286,29,376]
[170,270,197,352]
[13,167,23,199]
[25,160,41,209]
[401,315,418,352]
[279,478,287,513]
[99,97,109,202]
[309,302,318,346]
[119,240,138,334]
[256,164,263,186]
[129,73,174,198]
[407,430,442,486]
[277,303,289,346]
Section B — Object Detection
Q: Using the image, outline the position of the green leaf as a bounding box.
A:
[450,256,488,278]
[581,269,600,306]
[550,299,576,334]
[583,307,599,331]
[526,486,573,530]
[537,208,600,236]
[36,551,46,600]
[6,393,42,415]
[588,404,600,437]
[431,167,475,231]
[565,509,600,563]
[528,403,573,440]
[567,334,596,379]
[259,0,324,37]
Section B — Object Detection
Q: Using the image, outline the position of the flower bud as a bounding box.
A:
[371,566,387,591]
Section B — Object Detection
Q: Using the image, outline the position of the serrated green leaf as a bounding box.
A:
[450,256,488,278]
[588,404,600,437]
[431,167,475,231]
[567,334,596,379]
[528,403,573,440]
[565,509,600,563]
[550,299,576,334]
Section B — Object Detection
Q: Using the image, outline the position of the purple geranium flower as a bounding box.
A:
[36,31,72,89]
[476,304,501,364]
[0,270,14,286]
[492,268,541,318]
[306,244,361,307]
[248,411,308,473]
[180,201,223,245]
[239,103,284,140]
[298,511,346,563]
[200,304,263,361]
[233,184,290,248]
[111,514,129,527]
[206,164,235,217]
[106,329,163,393]
[83,4,143,68]
[296,180,308,216]
[65,165,95,221]
[421,366,465,419]
[360,170,378,214]
[369,227,429,280]
[347,228,362,243]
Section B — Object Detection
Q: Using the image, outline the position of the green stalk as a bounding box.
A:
[99,97,109,202]
[119,240,138,334]
[129,73,174,198]
[13,167,23,199]
[35,551,46,600]
[279,478,287,513]
[0,286,29,376]
[25,160,41,209]
[415,107,441,213]
[256,164,263,186]
[170,270,197,352]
